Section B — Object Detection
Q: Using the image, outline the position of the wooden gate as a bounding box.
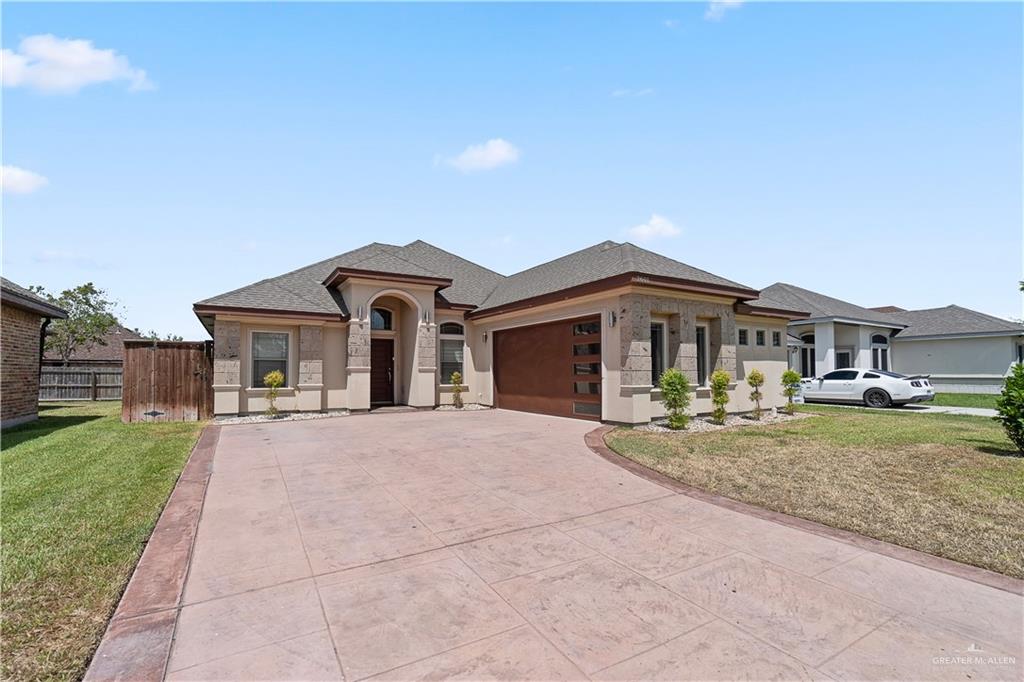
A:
[122,340,213,422]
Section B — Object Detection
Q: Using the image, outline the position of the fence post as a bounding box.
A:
[91,371,98,401]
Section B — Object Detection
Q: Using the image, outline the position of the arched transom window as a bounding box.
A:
[371,307,393,331]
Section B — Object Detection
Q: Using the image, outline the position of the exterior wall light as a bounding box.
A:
[608,310,617,328]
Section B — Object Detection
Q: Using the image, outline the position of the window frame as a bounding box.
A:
[438,319,465,386]
[771,330,782,347]
[695,324,709,387]
[370,307,394,331]
[755,329,766,347]
[249,329,291,389]
[650,319,668,387]
[737,328,749,346]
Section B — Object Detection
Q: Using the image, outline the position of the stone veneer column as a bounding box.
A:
[408,320,437,408]
[297,325,323,412]
[346,318,371,411]
[616,293,653,424]
[213,319,241,415]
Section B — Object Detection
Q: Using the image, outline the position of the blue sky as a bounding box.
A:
[3,2,1021,338]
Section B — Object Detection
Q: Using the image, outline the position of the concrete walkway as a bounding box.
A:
[902,404,998,417]
[165,410,1021,681]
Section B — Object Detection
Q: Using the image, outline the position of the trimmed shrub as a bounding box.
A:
[263,369,285,417]
[709,369,731,425]
[659,368,692,430]
[994,363,1024,455]
[746,368,765,419]
[450,371,464,409]
[781,369,802,415]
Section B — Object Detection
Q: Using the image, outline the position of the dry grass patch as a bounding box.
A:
[606,406,1023,578]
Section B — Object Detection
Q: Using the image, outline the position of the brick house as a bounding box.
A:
[1,278,68,429]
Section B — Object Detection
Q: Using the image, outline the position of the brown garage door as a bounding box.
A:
[493,315,602,420]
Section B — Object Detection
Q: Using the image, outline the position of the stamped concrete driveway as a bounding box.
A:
[168,409,1022,681]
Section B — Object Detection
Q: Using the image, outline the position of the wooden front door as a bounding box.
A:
[370,338,394,404]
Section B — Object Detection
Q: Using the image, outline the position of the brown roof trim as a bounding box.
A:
[192,304,348,322]
[735,302,811,320]
[1,289,68,319]
[322,267,453,289]
[467,272,760,320]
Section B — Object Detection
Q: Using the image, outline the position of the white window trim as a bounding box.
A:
[755,328,767,347]
[438,321,466,387]
[248,328,294,389]
[650,318,668,387]
[835,346,855,369]
[771,330,782,347]
[738,328,750,346]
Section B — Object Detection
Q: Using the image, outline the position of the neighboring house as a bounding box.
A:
[753,282,1023,393]
[1,278,68,428]
[194,240,807,423]
[42,324,143,369]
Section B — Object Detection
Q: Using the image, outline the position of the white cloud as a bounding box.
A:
[444,138,520,173]
[33,249,108,269]
[626,214,681,242]
[663,19,681,29]
[1,165,48,194]
[705,0,744,21]
[2,34,153,94]
[611,88,655,98]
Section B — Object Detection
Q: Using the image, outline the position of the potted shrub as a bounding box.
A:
[450,371,464,409]
[263,369,285,418]
[709,369,730,425]
[746,368,765,420]
[658,368,692,430]
[781,369,802,415]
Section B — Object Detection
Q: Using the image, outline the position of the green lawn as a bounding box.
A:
[931,392,999,409]
[606,405,1023,578]
[1,402,204,682]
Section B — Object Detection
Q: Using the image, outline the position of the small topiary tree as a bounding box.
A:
[450,371,464,409]
[659,368,692,430]
[781,369,802,415]
[746,368,765,419]
[263,369,285,417]
[709,369,731,425]
[994,363,1024,455]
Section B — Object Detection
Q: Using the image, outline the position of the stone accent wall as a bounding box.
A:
[347,320,370,369]
[1,304,43,427]
[417,322,436,370]
[213,319,241,385]
[618,293,737,386]
[298,325,323,385]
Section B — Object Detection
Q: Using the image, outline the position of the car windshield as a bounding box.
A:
[872,370,905,378]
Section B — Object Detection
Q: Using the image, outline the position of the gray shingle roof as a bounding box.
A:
[196,240,754,317]
[752,283,902,326]
[888,305,1024,339]
[475,241,755,311]
[1,277,68,318]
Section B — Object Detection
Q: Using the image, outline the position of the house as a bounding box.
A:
[753,282,1023,393]
[42,324,143,369]
[1,278,68,428]
[194,240,808,422]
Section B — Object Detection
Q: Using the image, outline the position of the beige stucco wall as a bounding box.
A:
[893,335,1020,387]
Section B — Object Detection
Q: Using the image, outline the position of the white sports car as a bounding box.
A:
[801,369,935,408]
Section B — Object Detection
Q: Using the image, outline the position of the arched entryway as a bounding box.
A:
[366,290,422,407]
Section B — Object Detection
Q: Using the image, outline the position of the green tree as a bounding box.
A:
[746,368,765,419]
[781,369,802,415]
[450,371,464,409]
[30,283,118,365]
[136,328,185,342]
[994,364,1024,455]
[263,370,285,417]
[709,369,731,425]
[659,368,692,430]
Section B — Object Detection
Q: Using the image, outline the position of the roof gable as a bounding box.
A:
[890,305,1024,339]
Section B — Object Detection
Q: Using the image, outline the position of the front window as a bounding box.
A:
[772,331,782,347]
[738,329,749,346]
[696,325,708,386]
[650,321,667,385]
[439,320,465,384]
[872,347,889,371]
[1018,343,1024,364]
[755,330,766,346]
[252,331,288,387]
[371,308,392,330]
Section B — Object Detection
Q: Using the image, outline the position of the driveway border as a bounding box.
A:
[83,424,221,682]
[585,425,1023,596]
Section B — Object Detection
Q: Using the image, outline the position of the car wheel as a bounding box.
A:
[864,388,891,408]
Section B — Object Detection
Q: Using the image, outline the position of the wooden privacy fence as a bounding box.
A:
[40,368,124,401]
[122,340,213,423]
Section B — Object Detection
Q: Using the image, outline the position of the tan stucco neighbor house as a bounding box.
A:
[754,282,1024,393]
[194,240,808,423]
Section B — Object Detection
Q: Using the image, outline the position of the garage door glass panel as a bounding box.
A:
[573,343,601,356]
[573,402,601,417]
[572,321,600,336]
[573,381,600,394]
[574,362,600,375]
